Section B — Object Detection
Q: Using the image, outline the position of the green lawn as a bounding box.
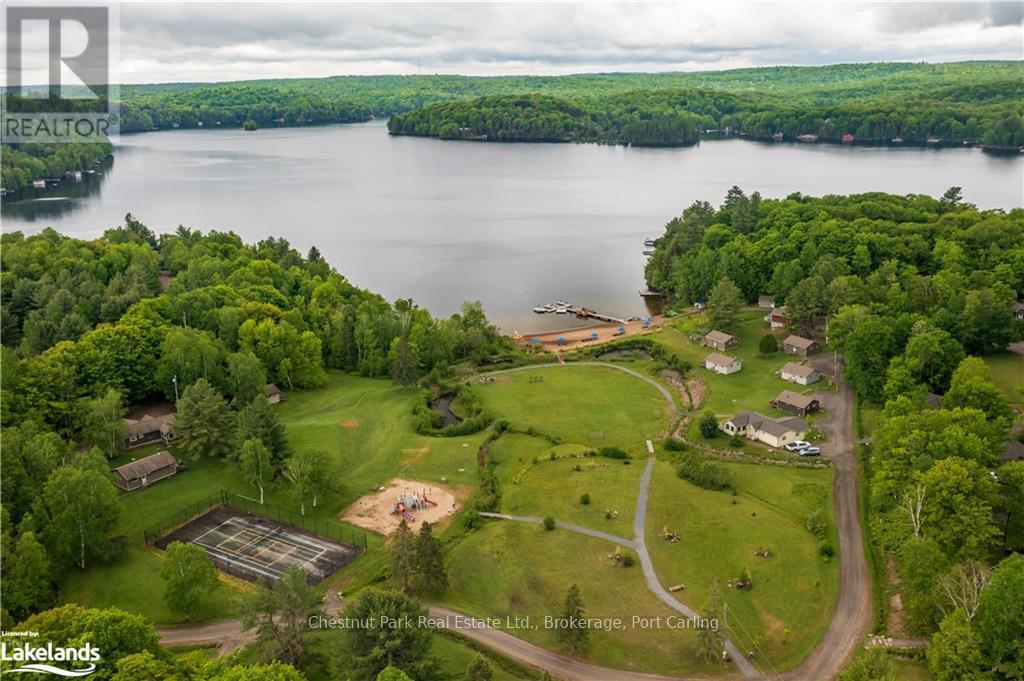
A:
[474,365,671,450]
[62,372,488,623]
[653,310,825,417]
[982,351,1024,405]
[644,461,839,671]
[442,521,721,677]
[499,440,643,533]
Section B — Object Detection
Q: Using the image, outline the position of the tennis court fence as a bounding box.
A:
[141,489,369,551]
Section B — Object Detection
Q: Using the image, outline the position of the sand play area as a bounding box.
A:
[341,478,460,534]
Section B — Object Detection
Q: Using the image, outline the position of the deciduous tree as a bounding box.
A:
[160,541,220,618]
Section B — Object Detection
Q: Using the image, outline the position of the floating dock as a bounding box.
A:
[575,307,627,324]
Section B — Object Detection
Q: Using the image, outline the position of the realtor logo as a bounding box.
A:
[2,3,119,143]
[1,641,101,677]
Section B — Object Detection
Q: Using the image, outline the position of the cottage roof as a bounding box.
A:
[783,335,817,349]
[774,390,817,409]
[265,383,282,397]
[123,413,175,438]
[705,352,738,368]
[705,330,737,345]
[725,411,808,437]
[781,362,817,378]
[113,450,180,481]
[1001,440,1024,462]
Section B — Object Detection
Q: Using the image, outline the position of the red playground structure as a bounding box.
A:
[391,489,438,522]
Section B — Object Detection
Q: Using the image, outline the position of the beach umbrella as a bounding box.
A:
[557,336,565,345]
[531,338,540,346]
[618,326,625,333]
[590,332,599,339]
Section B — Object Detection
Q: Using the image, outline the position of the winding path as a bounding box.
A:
[157,362,870,681]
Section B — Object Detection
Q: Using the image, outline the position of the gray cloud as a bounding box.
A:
[37,2,1024,83]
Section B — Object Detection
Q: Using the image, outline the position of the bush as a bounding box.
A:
[729,434,744,448]
[663,437,687,452]
[579,493,590,505]
[675,451,734,491]
[597,446,628,460]
[699,412,719,439]
[806,510,828,539]
[759,334,778,354]
[543,516,556,531]
[622,554,635,568]
[819,542,834,558]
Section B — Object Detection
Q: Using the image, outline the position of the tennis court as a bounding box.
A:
[155,504,361,584]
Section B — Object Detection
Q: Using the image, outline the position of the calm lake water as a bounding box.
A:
[4,120,1022,332]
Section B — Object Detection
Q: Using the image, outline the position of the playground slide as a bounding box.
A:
[397,502,415,522]
[421,493,438,507]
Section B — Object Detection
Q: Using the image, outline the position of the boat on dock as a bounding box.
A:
[643,238,657,247]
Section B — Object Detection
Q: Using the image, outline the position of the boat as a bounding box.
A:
[643,238,656,247]
[891,137,903,144]
[555,307,568,314]
[533,306,548,314]
[643,249,655,256]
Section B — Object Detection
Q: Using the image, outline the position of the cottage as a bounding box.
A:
[704,330,740,351]
[779,362,821,385]
[757,295,775,309]
[720,411,808,449]
[265,383,284,405]
[123,413,176,449]
[112,450,186,491]
[771,390,820,416]
[925,393,943,409]
[1014,301,1024,321]
[703,352,742,375]
[764,306,789,330]
[781,335,821,357]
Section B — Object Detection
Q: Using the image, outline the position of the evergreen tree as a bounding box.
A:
[390,336,418,386]
[556,584,589,654]
[236,395,290,467]
[758,334,778,354]
[3,529,55,621]
[390,520,416,594]
[706,277,743,332]
[175,378,235,459]
[696,583,724,662]
[699,411,719,439]
[341,589,441,681]
[413,522,447,597]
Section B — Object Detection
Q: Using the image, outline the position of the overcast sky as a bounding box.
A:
[13,1,1024,84]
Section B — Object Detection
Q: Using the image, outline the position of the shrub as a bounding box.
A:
[806,510,828,539]
[664,437,687,452]
[819,542,834,558]
[597,446,628,460]
[675,451,734,491]
[579,493,590,505]
[699,412,719,439]
[729,434,744,448]
[622,554,635,568]
[759,334,778,354]
[543,516,556,531]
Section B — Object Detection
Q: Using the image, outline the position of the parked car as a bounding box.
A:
[799,447,821,456]
[785,441,811,452]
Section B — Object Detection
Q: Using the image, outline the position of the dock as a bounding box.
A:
[575,307,627,324]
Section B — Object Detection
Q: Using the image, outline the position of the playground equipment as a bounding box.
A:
[661,525,680,542]
[390,488,440,522]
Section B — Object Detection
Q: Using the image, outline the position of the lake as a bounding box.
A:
[3,120,1022,332]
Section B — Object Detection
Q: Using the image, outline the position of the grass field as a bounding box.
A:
[644,461,839,671]
[442,521,721,677]
[474,365,672,450]
[495,436,638,532]
[983,350,1024,405]
[652,310,826,417]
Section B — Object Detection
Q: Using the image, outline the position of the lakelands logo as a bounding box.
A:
[0,642,101,677]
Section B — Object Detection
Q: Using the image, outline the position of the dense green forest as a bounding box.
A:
[651,189,1024,679]
[388,77,1024,147]
[0,217,508,433]
[646,188,1023,401]
[3,61,1022,191]
[0,141,112,192]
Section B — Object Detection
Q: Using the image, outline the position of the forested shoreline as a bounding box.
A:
[3,61,1022,194]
